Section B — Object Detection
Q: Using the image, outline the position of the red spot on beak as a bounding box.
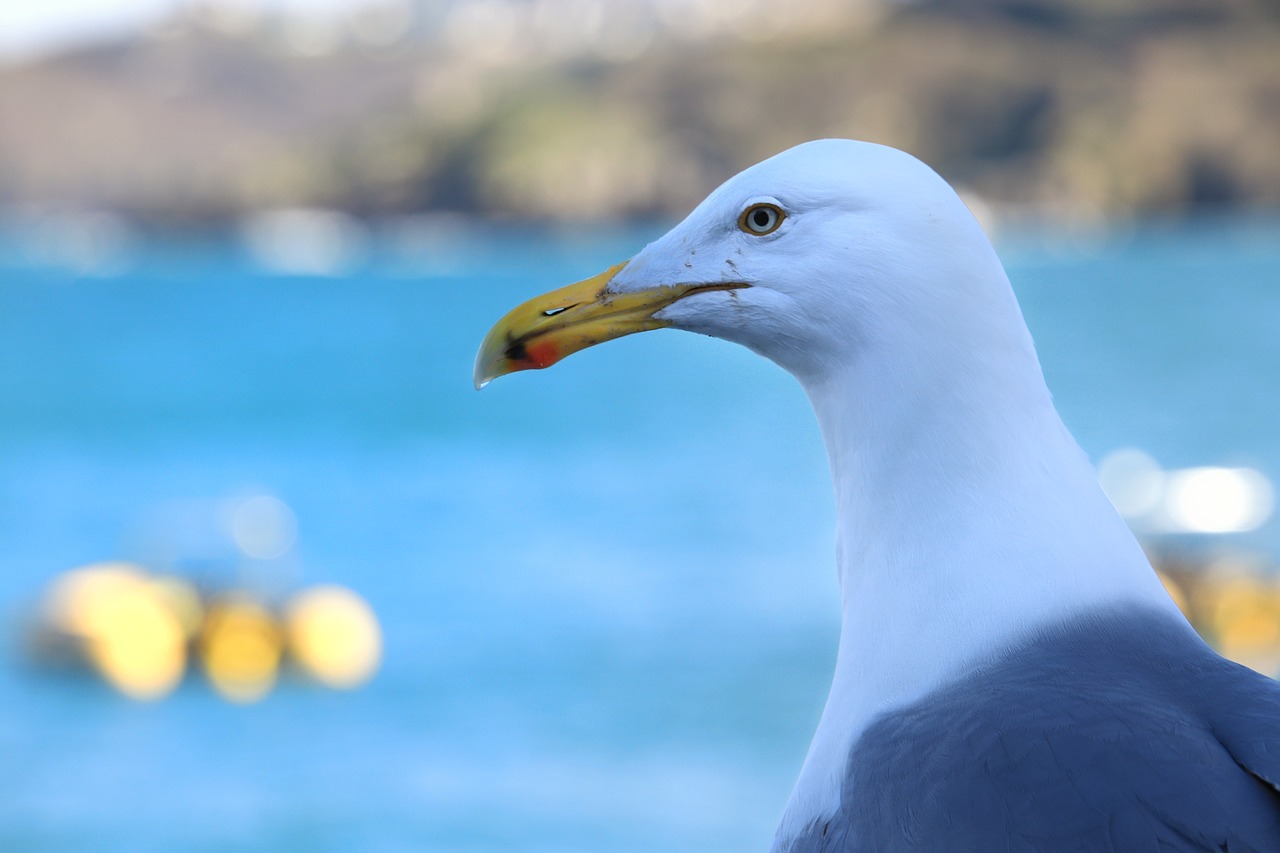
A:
[524,339,560,369]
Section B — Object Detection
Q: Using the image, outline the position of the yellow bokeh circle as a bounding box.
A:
[285,585,382,689]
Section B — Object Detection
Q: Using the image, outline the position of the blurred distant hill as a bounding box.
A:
[1,0,1278,225]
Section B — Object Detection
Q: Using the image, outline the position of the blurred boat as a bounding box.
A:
[23,561,382,703]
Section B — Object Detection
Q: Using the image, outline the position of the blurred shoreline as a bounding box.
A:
[3,204,1276,282]
[2,0,1278,228]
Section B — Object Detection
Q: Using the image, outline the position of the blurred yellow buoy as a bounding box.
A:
[1211,574,1280,674]
[44,562,147,635]
[199,596,283,703]
[43,562,187,700]
[285,585,382,689]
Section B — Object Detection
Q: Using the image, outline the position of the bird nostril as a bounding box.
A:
[542,305,574,317]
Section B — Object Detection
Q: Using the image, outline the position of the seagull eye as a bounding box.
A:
[738,203,784,236]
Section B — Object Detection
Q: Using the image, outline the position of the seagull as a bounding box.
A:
[474,139,1280,851]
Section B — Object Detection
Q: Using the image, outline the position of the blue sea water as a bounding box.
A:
[0,218,1277,851]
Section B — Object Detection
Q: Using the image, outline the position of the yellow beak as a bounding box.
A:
[474,261,745,389]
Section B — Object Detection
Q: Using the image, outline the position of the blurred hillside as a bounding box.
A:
[1,0,1278,225]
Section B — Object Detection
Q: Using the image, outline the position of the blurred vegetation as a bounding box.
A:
[1,0,1278,224]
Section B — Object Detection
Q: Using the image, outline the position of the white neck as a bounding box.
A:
[772,266,1181,847]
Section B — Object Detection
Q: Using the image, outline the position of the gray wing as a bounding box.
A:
[786,608,1280,852]
[1209,652,1280,796]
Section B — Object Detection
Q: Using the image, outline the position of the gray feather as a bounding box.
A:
[784,609,1280,852]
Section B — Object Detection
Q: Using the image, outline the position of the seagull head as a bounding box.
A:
[475,139,1025,389]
